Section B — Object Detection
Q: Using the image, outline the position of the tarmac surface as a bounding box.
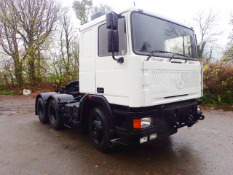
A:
[0,95,233,175]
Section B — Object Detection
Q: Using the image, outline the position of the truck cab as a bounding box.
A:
[35,7,205,152]
[80,7,202,108]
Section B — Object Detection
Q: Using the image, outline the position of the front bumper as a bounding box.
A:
[112,100,205,145]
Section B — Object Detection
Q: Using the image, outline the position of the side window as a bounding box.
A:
[98,18,127,57]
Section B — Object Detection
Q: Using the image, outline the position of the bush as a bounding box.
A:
[0,90,15,95]
[202,60,233,105]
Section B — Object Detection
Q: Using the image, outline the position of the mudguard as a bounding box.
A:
[79,94,114,130]
[47,94,75,104]
[35,92,57,115]
[35,93,74,115]
[45,94,75,117]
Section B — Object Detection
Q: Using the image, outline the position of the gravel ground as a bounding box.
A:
[0,95,233,175]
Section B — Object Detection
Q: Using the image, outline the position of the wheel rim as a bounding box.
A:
[50,106,57,124]
[90,117,104,144]
[38,102,44,118]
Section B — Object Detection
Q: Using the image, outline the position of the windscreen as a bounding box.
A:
[131,12,196,58]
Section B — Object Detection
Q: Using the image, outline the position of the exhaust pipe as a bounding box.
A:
[109,138,123,147]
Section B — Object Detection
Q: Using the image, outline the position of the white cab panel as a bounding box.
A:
[127,56,144,107]
[143,58,202,106]
[79,72,95,94]
[96,50,129,105]
[79,29,96,93]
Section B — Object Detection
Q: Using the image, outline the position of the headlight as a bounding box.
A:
[133,117,152,129]
[141,117,152,128]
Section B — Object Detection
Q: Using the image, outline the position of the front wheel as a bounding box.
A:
[48,99,63,130]
[89,107,110,152]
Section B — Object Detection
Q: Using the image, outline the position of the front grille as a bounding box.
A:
[151,70,200,92]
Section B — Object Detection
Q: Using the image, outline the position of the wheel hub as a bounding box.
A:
[50,106,57,123]
[91,118,103,143]
[38,103,44,117]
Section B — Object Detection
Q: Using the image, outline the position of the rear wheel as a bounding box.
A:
[89,107,110,152]
[37,98,48,123]
[48,99,63,130]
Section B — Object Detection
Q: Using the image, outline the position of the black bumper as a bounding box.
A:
[112,100,204,145]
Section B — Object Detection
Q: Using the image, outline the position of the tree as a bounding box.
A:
[91,3,112,15]
[223,13,233,61]
[0,0,24,86]
[3,59,15,85]
[16,0,60,85]
[71,41,79,80]
[193,9,222,59]
[72,0,93,25]
[0,57,15,85]
[72,0,112,25]
[59,8,78,76]
[0,0,60,86]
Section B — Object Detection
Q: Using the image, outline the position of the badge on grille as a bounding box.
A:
[176,73,185,89]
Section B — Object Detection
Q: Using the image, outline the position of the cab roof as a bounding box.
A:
[79,7,193,32]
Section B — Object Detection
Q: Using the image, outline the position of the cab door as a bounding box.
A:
[95,13,129,105]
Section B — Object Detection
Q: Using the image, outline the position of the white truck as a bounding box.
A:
[35,7,205,152]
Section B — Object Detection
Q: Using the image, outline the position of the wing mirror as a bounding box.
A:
[108,30,119,52]
[106,13,118,30]
[106,12,124,63]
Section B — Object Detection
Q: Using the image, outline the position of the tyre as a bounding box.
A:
[89,107,110,152]
[48,99,63,130]
[37,97,48,123]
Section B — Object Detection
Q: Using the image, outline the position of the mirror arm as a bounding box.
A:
[112,52,124,63]
[112,11,122,18]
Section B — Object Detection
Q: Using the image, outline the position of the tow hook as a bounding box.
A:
[173,122,180,128]
[198,114,205,120]
[185,115,195,127]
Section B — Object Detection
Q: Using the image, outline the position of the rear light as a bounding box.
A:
[133,117,152,129]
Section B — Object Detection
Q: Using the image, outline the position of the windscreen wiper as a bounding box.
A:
[168,52,196,63]
[147,50,193,61]
[169,52,191,61]
[172,52,187,58]
[147,50,172,61]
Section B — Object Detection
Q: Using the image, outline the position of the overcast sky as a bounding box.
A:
[61,0,233,58]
